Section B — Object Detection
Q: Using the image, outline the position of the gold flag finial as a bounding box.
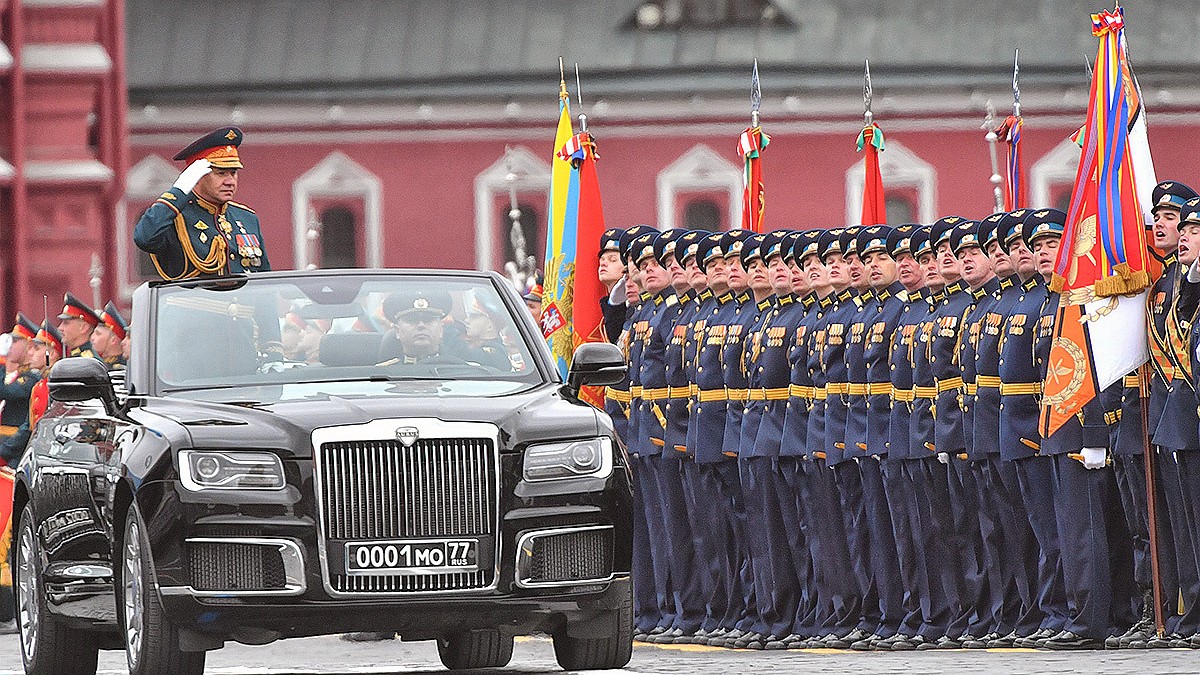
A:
[558,57,568,101]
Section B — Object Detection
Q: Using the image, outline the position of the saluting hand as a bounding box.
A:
[173,159,212,194]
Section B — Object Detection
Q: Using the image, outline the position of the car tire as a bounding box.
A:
[119,506,206,675]
[552,587,634,671]
[436,628,514,670]
[14,505,101,675]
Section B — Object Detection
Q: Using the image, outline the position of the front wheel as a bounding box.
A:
[552,587,634,670]
[119,506,205,675]
[14,505,100,675]
[436,628,514,670]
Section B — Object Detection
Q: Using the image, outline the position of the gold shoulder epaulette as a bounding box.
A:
[227,201,256,214]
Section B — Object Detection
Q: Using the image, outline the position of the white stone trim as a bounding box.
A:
[1030,138,1082,209]
[25,159,114,182]
[656,144,742,230]
[291,151,383,269]
[473,146,551,271]
[24,0,106,7]
[22,43,111,74]
[0,157,14,180]
[844,139,936,225]
[0,43,12,71]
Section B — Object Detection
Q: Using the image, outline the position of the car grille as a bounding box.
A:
[525,527,614,585]
[317,437,498,594]
[188,541,288,592]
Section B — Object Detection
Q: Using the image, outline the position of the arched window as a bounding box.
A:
[885,195,915,225]
[319,206,360,268]
[845,140,936,225]
[657,144,741,231]
[684,198,722,232]
[499,201,543,270]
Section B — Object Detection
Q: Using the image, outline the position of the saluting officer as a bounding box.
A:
[599,227,629,344]
[135,127,270,280]
[608,225,655,456]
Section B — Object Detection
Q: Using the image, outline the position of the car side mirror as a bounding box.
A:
[566,342,627,395]
[49,357,117,409]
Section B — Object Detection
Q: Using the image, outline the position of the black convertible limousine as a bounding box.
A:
[10,269,633,675]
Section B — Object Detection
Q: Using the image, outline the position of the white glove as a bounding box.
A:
[1189,259,1200,284]
[1080,447,1107,470]
[172,159,212,193]
[608,275,627,306]
[937,452,950,465]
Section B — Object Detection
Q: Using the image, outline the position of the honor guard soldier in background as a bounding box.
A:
[94,302,129,370]
[57,291,100,359]
[0,321,63,465]
[0,314,40,446]
[607,224,655,454]
[599,227,628,344]
[135,127,270,280]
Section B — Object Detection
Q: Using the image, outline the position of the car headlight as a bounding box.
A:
[522,437,613,482]
[178,450,285,490]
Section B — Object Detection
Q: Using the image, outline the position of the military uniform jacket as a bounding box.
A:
[134,187,270,280]
[801,294,838,461]
[605,295,645,448]
[69,341,98,360]
[863,282,906,456]
[931,281,972,454]
[958,278,1001,460]
[749,294,807,458]
[0,369,40,429]
[601,297,627,346]
[908,287,945,458]
[888,288,929,461]
[721,293,759,456]
[780,294,821,458]
[1146,255,1178,430]
[998,276,1048,461]
[844,290,874,458]
[690,291,738,463]
[627,293,667,457]
[1038,290,1114,454]
[822,289,859,465]
[971,277,1018,459]
[664,290,701,457]
[1154,271,1200,452]
[739,297,778,456]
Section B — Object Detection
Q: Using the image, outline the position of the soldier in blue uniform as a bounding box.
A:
[598,227,628,344]
[998,210,1070,646]
[951,219,1008,646]
[607,224,655,457]
[976,210,1044,647]
[1033,209,1136,650]
[57,291,100,359]
[135,127,270,280]
[851,225,908,650]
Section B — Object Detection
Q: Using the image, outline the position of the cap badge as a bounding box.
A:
[225,130,238,140]
[414,298,429,309]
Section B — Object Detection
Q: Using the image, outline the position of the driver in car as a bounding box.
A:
[377,290,454,365]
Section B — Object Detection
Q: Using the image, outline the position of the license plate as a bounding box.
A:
[344,539,478,575]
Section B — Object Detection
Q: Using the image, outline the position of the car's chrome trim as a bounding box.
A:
[514,525,616,589]
[159,537,305,597]
[311,419,502,598]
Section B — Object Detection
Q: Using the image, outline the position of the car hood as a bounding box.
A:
[134,381,604,458]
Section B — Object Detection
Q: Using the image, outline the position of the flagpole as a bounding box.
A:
[982,100,1004,213]
[1139,362,1166,636]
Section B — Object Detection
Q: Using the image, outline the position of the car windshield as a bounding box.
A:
[152,274,546,394]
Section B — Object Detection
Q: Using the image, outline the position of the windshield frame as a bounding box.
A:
[129,269,558,399]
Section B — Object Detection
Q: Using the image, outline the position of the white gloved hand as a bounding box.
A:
[172,159,212,193]
[1189,259,1200,284]
[1080,447,1107,470]
[937,452,950,465]
[608,275,627,306]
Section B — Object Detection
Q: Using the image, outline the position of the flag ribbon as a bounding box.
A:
[737,126,769,233]
[857,123,886,226]
[995,115,1024,210]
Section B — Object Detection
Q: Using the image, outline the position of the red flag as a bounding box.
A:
[737,126,769,232]
[1041,6,1153,436]
[563,132,607,409]
[858,123,886,226]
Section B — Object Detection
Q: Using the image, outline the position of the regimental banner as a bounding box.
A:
[857,123,886,226]
[737,126,769,233]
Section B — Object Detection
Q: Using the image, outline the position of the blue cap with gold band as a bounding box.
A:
[740,233,767,267]
[950,220,983,255]
[721,229,754,261]
[1021,208,1067,246]
[1151,181,1198,215]
[909,225,933,258]
[856,225,893,258]
[630,230,661,266]
[762,230,791,263]
[600,227,623,256]
[979,212,1007,252]
[696,233,725,271]
[886,225,915,258]
[840,226,863,259]
[781,231,803,263]
[818,227,846,262]
[620,224,656,262]
[793,229,823,263]
[653,228,686,265]
[930,215,965,251]
[996,209,1031,253]
[1179,197,1200,228]
[674,230,705,265]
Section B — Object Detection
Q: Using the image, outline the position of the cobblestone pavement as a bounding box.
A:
[1,633,1198,674]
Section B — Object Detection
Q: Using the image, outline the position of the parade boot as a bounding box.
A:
[1041,630,1105,650]
[986,630,1019,648]
[963,632,1000,649]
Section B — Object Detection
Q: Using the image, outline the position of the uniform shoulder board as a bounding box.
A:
[160,191,176,200]
[226,200,257,214]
